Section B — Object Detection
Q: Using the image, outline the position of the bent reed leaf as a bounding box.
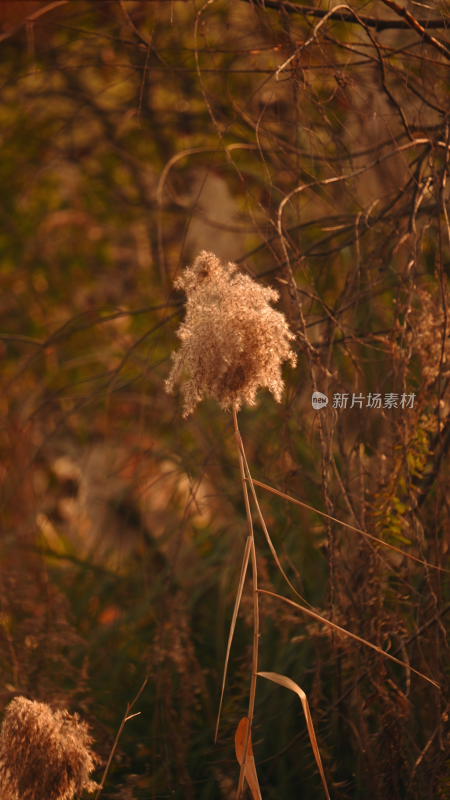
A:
[249,478,450,575]
[257,672,330,800]
[258,590,439,688]
[235,717,263,800]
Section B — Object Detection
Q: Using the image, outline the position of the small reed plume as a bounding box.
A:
[0,696,99,800]
[165,251,297,417]
[412,286,450,385]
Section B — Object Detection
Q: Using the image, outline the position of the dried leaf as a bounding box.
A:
[234,717,262,800]
[258,672,330,800]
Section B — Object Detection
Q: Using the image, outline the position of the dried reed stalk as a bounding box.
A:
[166,250,435,799]
[166,250,298,797]
[233,404,259,799]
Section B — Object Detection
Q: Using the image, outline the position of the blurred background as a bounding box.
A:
[0,1,450,798]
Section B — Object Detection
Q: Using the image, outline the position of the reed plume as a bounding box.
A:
[0,696,98,800]
[166,250,299,798]
[165,251,433,799]
[165,250,297,417]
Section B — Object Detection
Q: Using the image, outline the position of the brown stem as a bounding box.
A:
[232,405,259,800]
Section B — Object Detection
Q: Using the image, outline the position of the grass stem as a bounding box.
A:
[232,406,259,800]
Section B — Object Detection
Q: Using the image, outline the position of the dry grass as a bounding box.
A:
[167,252,440,799]
[0,1,450,798]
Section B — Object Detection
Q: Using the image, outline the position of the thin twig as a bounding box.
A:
[95,677,148,800]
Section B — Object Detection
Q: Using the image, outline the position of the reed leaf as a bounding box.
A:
[258,672,331,800]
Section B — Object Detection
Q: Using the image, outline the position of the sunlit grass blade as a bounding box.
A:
[235,717,263,800]
[258,672,330,800]
[249,478,450,575]
[215,535,252,743]
[258,590,439,688]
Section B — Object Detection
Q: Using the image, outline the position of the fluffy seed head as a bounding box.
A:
[0,697,99,800]
[165,251,297,417]
[412,287,450,384]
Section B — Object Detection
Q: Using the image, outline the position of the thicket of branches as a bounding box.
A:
[1,0,450,797]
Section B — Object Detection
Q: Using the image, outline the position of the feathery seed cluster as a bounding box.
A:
[0,697,98,800]
[165,251,297,416]
[413,287,450,384]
